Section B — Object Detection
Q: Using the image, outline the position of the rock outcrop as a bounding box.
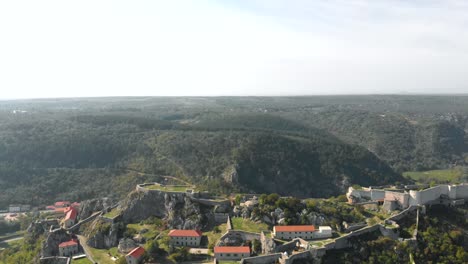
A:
[41,229,73,257]
[118,238,137,254]
[118,190,203,229]
[85,219,122,249]
[79,197,114,220]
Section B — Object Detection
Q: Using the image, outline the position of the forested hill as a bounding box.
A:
[0,99,407,207]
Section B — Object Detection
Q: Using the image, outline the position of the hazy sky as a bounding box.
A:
[1,0,467,98]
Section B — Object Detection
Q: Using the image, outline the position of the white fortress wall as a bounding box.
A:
[370,190,385,200]
[385,191,409,208]
[448,184,468,200]
[410,185,450,205]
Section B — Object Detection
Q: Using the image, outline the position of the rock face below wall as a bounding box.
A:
[85,219,121,249]
[41,229,73,257]
[118,190,203,229]
[79,197,114,220]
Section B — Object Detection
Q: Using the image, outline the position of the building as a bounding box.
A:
[62,207,78,228]
[168,229,202,247]
[214,246,250,260]
[273,225,316,240]
[59,240,79,257]
[8,204,30,213]
[272,225,333,240]
[315,226,333,239]
[55,201,71,208]
[126,246,145,264]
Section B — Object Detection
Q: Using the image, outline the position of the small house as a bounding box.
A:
[126,246,145,264]
[59,240,79,257]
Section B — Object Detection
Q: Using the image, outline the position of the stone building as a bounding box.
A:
[168,229,202,247]
[58,240,79,257]
[126,246,145,264]
[214,246,250,260]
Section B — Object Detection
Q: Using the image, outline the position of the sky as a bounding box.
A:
[0,0,467,99]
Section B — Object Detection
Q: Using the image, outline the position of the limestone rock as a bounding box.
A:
[41,229,73,257]
[118,238,137,254]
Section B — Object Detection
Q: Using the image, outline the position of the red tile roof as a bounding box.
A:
[168,229,202,237]
[274,225,315,232]
[55,201,70,207]
[214,246,250,254]
[59,240,78,248]
[127,246,145,258]
[64,207,78,221]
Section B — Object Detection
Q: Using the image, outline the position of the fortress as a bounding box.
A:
[347,184,468,211]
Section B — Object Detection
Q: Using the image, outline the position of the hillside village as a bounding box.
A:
[8,177,466,264]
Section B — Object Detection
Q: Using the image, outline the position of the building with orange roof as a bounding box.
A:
[168,229,202,247]
[62,207,78,228]
[273,225,332,240]
[58,239,79,256]
[126,246,145,264]
[214,246,250,260]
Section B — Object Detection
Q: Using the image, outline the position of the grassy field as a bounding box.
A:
[127,223,161,240]
[102,208,121,218]
[72,257,93,264]
[146,184,191,192]
[403,167,465,184]
[87,246,122,264]
[231,217,269,233]
[204,223,228,249]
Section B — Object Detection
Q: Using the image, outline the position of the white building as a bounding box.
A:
[214,246,250,260]
[126,246,145,264]
[273,225,316,240]
[168,230,202,247]
[273,225,333,240]
[58,240,79,257]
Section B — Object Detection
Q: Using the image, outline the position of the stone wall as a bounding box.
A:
[385,191,409,208]
[240,253,282,264]
[39,256,70,264]
[282,251,312,264]
[218,230,261,246]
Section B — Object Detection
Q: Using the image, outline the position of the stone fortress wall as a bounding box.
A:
[347,183,468,210]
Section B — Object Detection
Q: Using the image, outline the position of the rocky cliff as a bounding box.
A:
[118,190,203,229]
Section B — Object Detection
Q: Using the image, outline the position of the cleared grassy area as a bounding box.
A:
[87,246,121,264]
[127,223,160,240]
[146,184,192,192]
[103,208,121,218]
[219,261,240,264]
[310,238,335,248]
[204,223,228,249]
[231,217,269,233]
[72,257,93,264]
[403,167,465,184]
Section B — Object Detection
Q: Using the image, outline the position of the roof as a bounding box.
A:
[127,246,145,258]
[55,201,70,207]
[59,240,78,248]
[168,229,202,237]
[64,207,78,221]
[319,226,332,231]
[274,225,315,232]
[214,246,250,254]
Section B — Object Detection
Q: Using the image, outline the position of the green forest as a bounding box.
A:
[0,95,467,208]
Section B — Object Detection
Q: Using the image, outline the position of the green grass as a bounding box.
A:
[231,217,269,233]
[219,261,240,264]
[72,257,93,264]
[87,246,121,264]
[146,184,191,192]
[103,208,121,218]
[127,223,161,240]
[204,223,227,249]
[403,167,465,184]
